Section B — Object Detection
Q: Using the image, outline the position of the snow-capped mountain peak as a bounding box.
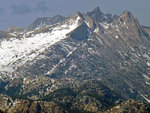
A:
[0,15,81,74]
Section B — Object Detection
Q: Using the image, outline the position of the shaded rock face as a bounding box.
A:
[68,22,89,41]
[0,7,150,111]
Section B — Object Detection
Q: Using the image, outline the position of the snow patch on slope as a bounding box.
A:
[143,74,150,86]
[115,36,119,39]
[46,47,77,75]
[143,54,150,60]
[0,16,81,73]
[100,22,110,29]
[140,93,150,103]
[95,36,103,45]
[143,74,150,80]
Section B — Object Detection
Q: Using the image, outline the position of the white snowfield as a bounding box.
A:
[0,16,81,73]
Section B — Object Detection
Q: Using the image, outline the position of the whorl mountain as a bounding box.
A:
[0,7,150,112]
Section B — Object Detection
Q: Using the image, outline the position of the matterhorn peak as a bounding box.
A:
[90,7,103,15]
[87,7,105,22]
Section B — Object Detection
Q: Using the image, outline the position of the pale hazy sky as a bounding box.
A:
[0,0,149,30]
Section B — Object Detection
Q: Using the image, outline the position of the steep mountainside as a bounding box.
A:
[0,7,150,112]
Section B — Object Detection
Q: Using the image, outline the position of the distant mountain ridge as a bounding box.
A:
[28,15,65,30]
